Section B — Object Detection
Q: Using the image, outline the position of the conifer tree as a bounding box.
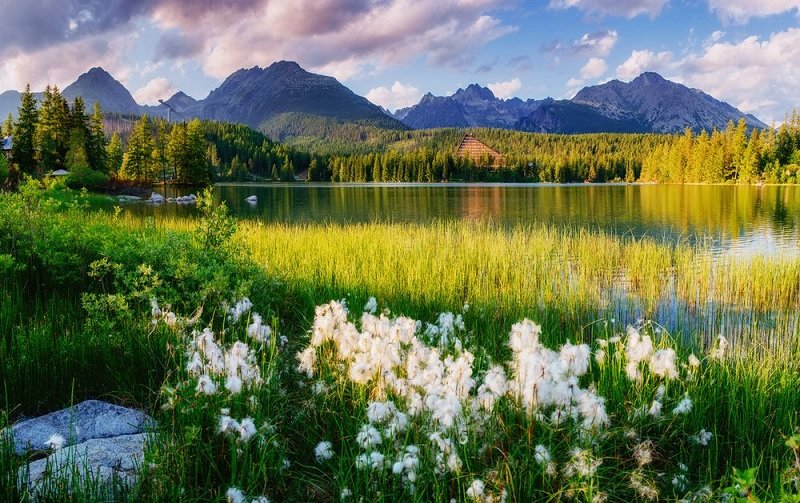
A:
[106,133,123,174]
[12,85,39,174]
[2,113,13,138]
[120,115,154,182]
[87,102,107,172]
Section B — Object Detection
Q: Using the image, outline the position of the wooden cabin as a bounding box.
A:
[456,133,504,167]
[1,136,11,160]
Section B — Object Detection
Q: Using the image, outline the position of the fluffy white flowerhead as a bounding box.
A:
[466,479,485,500]
[196,374,217,395]
[650,349,678,379]
[238,417,257,443]
[45,433,66,450]
[534,444,551,465]
[226,487,246,503]
[710,335,729,359]
[694,429,713,446]
[364,297,378,314]
[315,441,334,462]
[672,394,693,415]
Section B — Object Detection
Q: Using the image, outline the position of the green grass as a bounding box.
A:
[0,183,799,501]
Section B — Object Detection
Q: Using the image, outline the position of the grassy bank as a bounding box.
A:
[1,184,799,501]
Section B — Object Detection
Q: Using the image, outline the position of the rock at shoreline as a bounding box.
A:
[20,433,148,499]
[9,400,153,455]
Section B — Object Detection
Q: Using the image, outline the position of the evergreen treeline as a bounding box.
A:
[2,86,321,187]
[641,114,800,183]
[316,131,666,182]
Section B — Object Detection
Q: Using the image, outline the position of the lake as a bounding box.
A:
[130,183,800,256]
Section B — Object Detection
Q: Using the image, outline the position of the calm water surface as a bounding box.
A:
[133,183,800,255]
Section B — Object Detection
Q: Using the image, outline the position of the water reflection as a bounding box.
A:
[127,183,800,255]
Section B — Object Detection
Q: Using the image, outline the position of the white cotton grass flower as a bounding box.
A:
[247,313,271,343]
[296,347,316,378]
[355,451,385,470]
[196,374,217,395]
[251,497,270,503]
[688,353,701,368]
[314,441,334,462]
[672,394,693,415]
[44,433,66,450]
[219,413,239,435]
[363,297,378,314]
[564,448,601,478]
[633,440,654,466]
[694,429,713,446]
[534,444,551,465]
[624,325,654,382]
[150,298,162,320]
[466,479,485,500]
[225,375,243,395]
[650,348,678,379]
[228,298,253,323]
[356,425,382,449]
[672,473,690,492]
[340,488,352,500]
[710,335,729,359]
[237,417,257,443]
[226,487,247,503]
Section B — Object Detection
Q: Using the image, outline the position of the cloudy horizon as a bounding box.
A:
[1,0,799,123]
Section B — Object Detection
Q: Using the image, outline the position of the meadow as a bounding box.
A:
[0,182,799,502]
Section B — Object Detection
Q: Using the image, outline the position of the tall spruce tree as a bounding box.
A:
[12,85,39,174]
[87,103,107,172]
[120,115,154,182]
[106,133,123,174]
[2,113,13,138]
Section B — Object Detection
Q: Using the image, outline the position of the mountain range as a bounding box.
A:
[0,63,766,138]
[396,72,766,133]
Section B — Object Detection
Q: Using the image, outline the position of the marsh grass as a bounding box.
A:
[0,185,798,501]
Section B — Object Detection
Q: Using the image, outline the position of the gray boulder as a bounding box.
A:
[20,433,147,499]
[10,400,153,455]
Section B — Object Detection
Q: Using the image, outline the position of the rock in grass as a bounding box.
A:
[20,433,147,499]
[10,400,153,455]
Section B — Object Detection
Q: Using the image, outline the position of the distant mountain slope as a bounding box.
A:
[399,72,766,134]
[515,101,648,134]
[571,72,767,132]
[397,84,545,129]
[200,61,405,132]
[62,67,141,115]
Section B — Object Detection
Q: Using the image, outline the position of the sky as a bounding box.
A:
[0,0,798,124]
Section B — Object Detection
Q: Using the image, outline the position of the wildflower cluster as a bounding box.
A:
[297,301,728,501]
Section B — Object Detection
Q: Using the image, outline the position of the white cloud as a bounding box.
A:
[487,77,522,98]
[676,28,800,123]
[548,0,668,18]
[365,81,422,111]
[564,77,586,99]
[0,31,135,92]
[580,57,607,79]
[573,30,618,56]
[133,77,178,105]
[708,0,800,23]
[152,0,516,81]
[616,49,674,79]
[614,28,800,123]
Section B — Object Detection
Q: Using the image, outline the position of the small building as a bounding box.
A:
[1,136,11,159]
[456,133,504,167]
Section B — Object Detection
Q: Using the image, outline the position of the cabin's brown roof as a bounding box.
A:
[456,133,504,166]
